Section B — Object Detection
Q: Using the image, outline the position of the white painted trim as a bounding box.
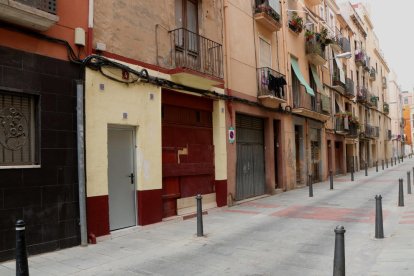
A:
[0,165,41,170]
[88,0,94,28]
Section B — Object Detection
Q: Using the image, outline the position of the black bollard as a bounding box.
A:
[196,194,204,237]
[376,161,378,172]
[382,160,384,170]
[408,171,412,194]
[402,155,404,162]
[398,179,404,207]
[386,159,388,168]
[397,157,399,164]
[375,195,384,239]
[15,220,29,276]
[351,166,354,182]
[330,171,333,190]
[365,162,368,176]
[333,225,346,276]
[309,175,313,197]
[412,167,414,181]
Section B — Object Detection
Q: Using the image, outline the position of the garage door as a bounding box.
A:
[236,114,265,200]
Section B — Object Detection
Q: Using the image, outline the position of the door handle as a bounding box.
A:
[128,173,134,184]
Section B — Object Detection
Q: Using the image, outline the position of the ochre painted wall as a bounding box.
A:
[85,69,162,197]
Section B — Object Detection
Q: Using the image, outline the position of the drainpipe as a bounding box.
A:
[76,80,88,246]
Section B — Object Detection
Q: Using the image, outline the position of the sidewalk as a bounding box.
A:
[2,158,414,275]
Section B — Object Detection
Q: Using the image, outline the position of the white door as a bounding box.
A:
[108,127,136,231]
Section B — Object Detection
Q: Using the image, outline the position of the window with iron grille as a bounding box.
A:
[0,92,39,166]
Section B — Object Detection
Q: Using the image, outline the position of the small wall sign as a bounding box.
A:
[229,126,235,144]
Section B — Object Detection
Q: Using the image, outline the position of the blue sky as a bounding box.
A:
[361,0,413,91]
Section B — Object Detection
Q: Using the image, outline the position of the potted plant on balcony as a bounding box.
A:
[255,3,280,22]
[315,27,332,50]
[289,12,303,34]
[305,29,315,41]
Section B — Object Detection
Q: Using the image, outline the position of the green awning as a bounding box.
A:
[310,65,324,93]
[291,57,315,96]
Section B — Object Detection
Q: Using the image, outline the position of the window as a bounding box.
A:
[259,38,271,68]
[0,92,39,166]
[404,98,408,105]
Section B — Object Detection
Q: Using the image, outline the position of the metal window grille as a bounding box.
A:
[14,0,57,15]
[0,93,37,165]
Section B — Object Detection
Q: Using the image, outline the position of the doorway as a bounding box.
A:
[107,126,136,231]
[273,120,281,189]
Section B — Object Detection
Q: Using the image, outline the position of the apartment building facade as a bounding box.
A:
[388,71,404,158]
[0,0,88,260]
[85,0,228,238]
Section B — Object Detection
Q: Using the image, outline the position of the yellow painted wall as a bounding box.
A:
[85,69,162,197]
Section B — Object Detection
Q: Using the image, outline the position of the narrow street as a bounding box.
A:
[3,159,414,276]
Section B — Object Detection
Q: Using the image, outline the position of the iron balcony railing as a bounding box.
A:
[387,130,392,140]
[292,86,331,115]
[15,0,57,14]
[369,95,379,109]
[335,116,349,133]
[383,103,390,114]
[364,55,371,72]
[305,37,326,60]
[374,126,380,138]
[170,28,223,79]
[369,67,376,80]
[382,77,387,89]
[357,86,368,103]
[355,49,365,67]
[364,123,375,138]
[333,73,346,90]
[257,67,287,100]
[345,78,355,97]
[347,122,359,137]
[254,0,281,23]
[339,37,351,52]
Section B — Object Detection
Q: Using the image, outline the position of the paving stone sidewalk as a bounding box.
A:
[2,159,414,275]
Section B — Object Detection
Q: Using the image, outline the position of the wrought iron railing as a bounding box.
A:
[387,130,392,140]
[339,37,351,52]
[170,28,223,79]
[382,77,387,89]
[254,0,281,23]
[292,86,330,115]
[347,122,359,137]
[345,78,355,97]
[364,124,375,138]
[257,67,287,100]
[374,126,380,138]
[335,116,349,133]
[383,103,390,114]
[369,67,376,80]
[355,49,365,67]
[15,0,57,14]
[333,73,346,90]
[357,86,368,103]
[305,37,326,59]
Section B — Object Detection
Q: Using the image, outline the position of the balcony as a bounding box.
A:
[345,78,355,98]
[0,0,58,31]
[169,28,223,89]
[355,50,364,67]
[383,103,390,114]
[369,67,376,81]
[257,67,287,108]
[356,86,368,103]
[292,86,331,121]
[330,28,350,53]
[386,130,392,140]
[382,77,387,89]
[347,122,359,138]
[305,37,326,66]
[369,95,379,109]
[363,55,371,72]
[363,124,375,139]
[254,0,282,32]
[332,73,346,94]
[374,126,380,138]
[335,115,350,134]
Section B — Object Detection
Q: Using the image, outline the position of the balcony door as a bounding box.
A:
[175,0,199,70]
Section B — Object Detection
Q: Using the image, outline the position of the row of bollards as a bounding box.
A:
[309,175,313,197]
